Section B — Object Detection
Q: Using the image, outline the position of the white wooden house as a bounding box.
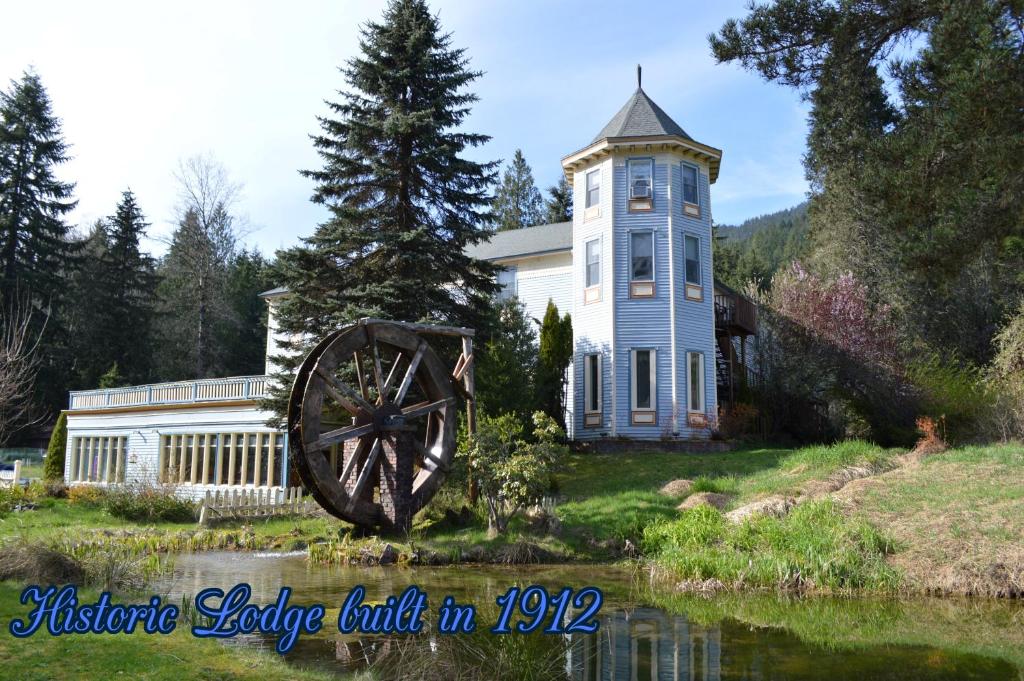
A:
[63,78,756,493]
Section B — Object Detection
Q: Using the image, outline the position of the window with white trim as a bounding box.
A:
[628,158,653,200]
[684,234,702,301]
[584,354,602,414]
[682,164,699,205]
[585,169,601,209]
[687,352,705,413]
[630,231,654,282]
[496,266,517,301]
[631,349,657,414]
[585,238,601,288]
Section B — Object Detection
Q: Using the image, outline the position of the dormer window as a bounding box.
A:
[682,163,700,217]
[628,159,653,211]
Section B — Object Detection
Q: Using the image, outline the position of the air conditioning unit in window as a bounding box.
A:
[630,179,651,199]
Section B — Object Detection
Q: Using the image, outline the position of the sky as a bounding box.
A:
[0,0,811,257]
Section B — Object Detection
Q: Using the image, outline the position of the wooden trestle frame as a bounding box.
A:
[287,318,475,532]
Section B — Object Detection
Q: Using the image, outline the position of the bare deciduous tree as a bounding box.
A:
[0,294,48,445]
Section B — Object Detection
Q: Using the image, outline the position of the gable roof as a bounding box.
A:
[464,222,572,261]
[592,88,692,143]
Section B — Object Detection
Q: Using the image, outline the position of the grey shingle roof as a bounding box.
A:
[592,88,692,143]
[465,221,572,261]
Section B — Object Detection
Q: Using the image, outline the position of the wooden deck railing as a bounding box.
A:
[714,293,757,336]
[69,375,269,411]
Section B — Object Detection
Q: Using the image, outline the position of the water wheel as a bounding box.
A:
[287,319,474,533]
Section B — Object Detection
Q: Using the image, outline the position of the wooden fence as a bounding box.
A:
[0,461,22,489]
[198,486,318,525]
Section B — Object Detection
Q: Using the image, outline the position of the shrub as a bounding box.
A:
[0,483,42,517]
[986,302,1024,441]
[907,353,988,443]
[467,411,568,534]
[0,542,84,584]
[103,485,197,523]
[43,412,68,481]
[44,480,67,498]
[67,485,109,506]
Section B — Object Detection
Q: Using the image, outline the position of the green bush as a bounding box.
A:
[102,486,197,523]
[43,412,68,481]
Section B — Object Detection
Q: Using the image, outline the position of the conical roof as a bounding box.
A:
[591,87,692,143]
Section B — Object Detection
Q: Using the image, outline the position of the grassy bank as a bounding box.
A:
[0,441,1020,595]
[0,582,333,681]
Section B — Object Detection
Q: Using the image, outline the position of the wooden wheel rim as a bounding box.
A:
[287,321,457,527]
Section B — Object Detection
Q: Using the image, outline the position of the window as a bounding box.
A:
[687,352,705,413]
[684,234,702,300]
[158,431,285,487]
[496,266,517,301]
[584,354,602,426]
[68,436,127,483]
[585,238,601,288]
[630,232,653,281]
[628,159,653,200]
[630,349,657,425]
[682,164,699,205]
[585,169,601,209]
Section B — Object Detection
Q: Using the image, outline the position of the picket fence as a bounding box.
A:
[198,486,318,525]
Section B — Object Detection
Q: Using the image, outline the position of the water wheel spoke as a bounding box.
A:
[345,439,382,513]
[413,440,448,473]
[401,396,454,420]
[394,341,428,405]
[353,352,370,402]
[339,437,372,487]
[381,353,402,402]
[316,365,374,414]
[316,421,376,450]
[370,332,386,403]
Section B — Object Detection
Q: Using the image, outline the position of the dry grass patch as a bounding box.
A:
[836,444,1024,597]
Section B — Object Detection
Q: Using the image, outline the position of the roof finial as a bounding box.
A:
[637,64,642,89]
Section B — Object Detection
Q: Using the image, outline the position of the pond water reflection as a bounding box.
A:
[154,552,1023,680]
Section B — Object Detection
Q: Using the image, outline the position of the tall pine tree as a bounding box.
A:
[268,0,498,415]
[493,149,543,231]
[0,70,77,420]
[100,190,157,384]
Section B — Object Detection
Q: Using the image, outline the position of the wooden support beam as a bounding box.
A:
[227,433,237,485]
[190,434,200,484]
[267,432,277,488]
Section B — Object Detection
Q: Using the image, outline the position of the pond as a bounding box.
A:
[155,552,1024,680]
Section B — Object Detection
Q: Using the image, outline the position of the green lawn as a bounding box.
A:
[0,582,333,681]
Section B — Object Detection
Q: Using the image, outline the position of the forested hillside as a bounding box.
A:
[714,201,809,290]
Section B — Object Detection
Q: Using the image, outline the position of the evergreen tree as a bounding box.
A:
[536,300,572,428]
[155,207,235,380]
[544,176,573,224]
[493,149,543,231]
[711,0,1024,365]
[67,221,111,387]
[219,249,274,376]
[98,362,126,388]
[0,70,78,418]
[43,411,67,482]
[268,0,498,416]
[475,298,538,424]
[98,190,157,384]
[0,70,77,307]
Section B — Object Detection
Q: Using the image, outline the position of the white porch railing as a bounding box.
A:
[0,461,22,488]
[69,375,269,411]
